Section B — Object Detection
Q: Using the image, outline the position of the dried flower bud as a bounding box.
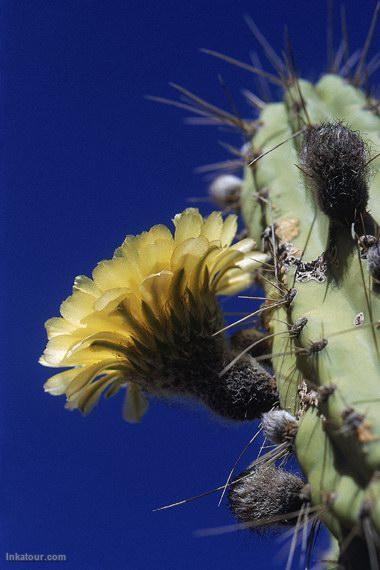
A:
[261,410,298,445]
[300,122,369,223]
[228,464,305,529]
[209,175,242,208]
[203,356,278,421]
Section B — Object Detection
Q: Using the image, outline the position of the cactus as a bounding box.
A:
[222,31,380,570]
[40,7,380,569]
[239,70,380,563]
[229,68,380,563]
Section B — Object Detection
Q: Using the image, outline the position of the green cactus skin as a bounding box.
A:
[240,73,380,563]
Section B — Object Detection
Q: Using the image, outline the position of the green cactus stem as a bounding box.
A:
[239,72,380,566]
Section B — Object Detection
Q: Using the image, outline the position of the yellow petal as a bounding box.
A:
[209,249,243,280]
[173,208,203,242]
[44,368,78,395]
[73,275,101,296]
[92,257,134,290]
[64,331,130,362]
[123,383,149,423]
[94,287,130,312]
[231,237,256,253]
[139,271,173,310]
[201,211,223,242]
[146,224,173,244]
[40,335,80,367]
[235,251,268,271]
[220,215,238,246]
[171,236,209,273]
[66,376,114,414]
[137,240,173,277]
[217,272,253,295]
[60,290,95,325]
[134,226,171,253]
[45,317,76,339]
[65,359,121,398]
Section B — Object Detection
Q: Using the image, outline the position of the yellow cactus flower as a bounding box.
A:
[40,208,267,422]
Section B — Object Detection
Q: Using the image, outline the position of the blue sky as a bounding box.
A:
[3,1,378,568]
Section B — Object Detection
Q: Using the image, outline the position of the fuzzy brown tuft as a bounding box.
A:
[300,122,369,223]
[228,464,305,530]
[203,355,278,421]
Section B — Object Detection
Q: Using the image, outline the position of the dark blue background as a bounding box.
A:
[2,1,377,568]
